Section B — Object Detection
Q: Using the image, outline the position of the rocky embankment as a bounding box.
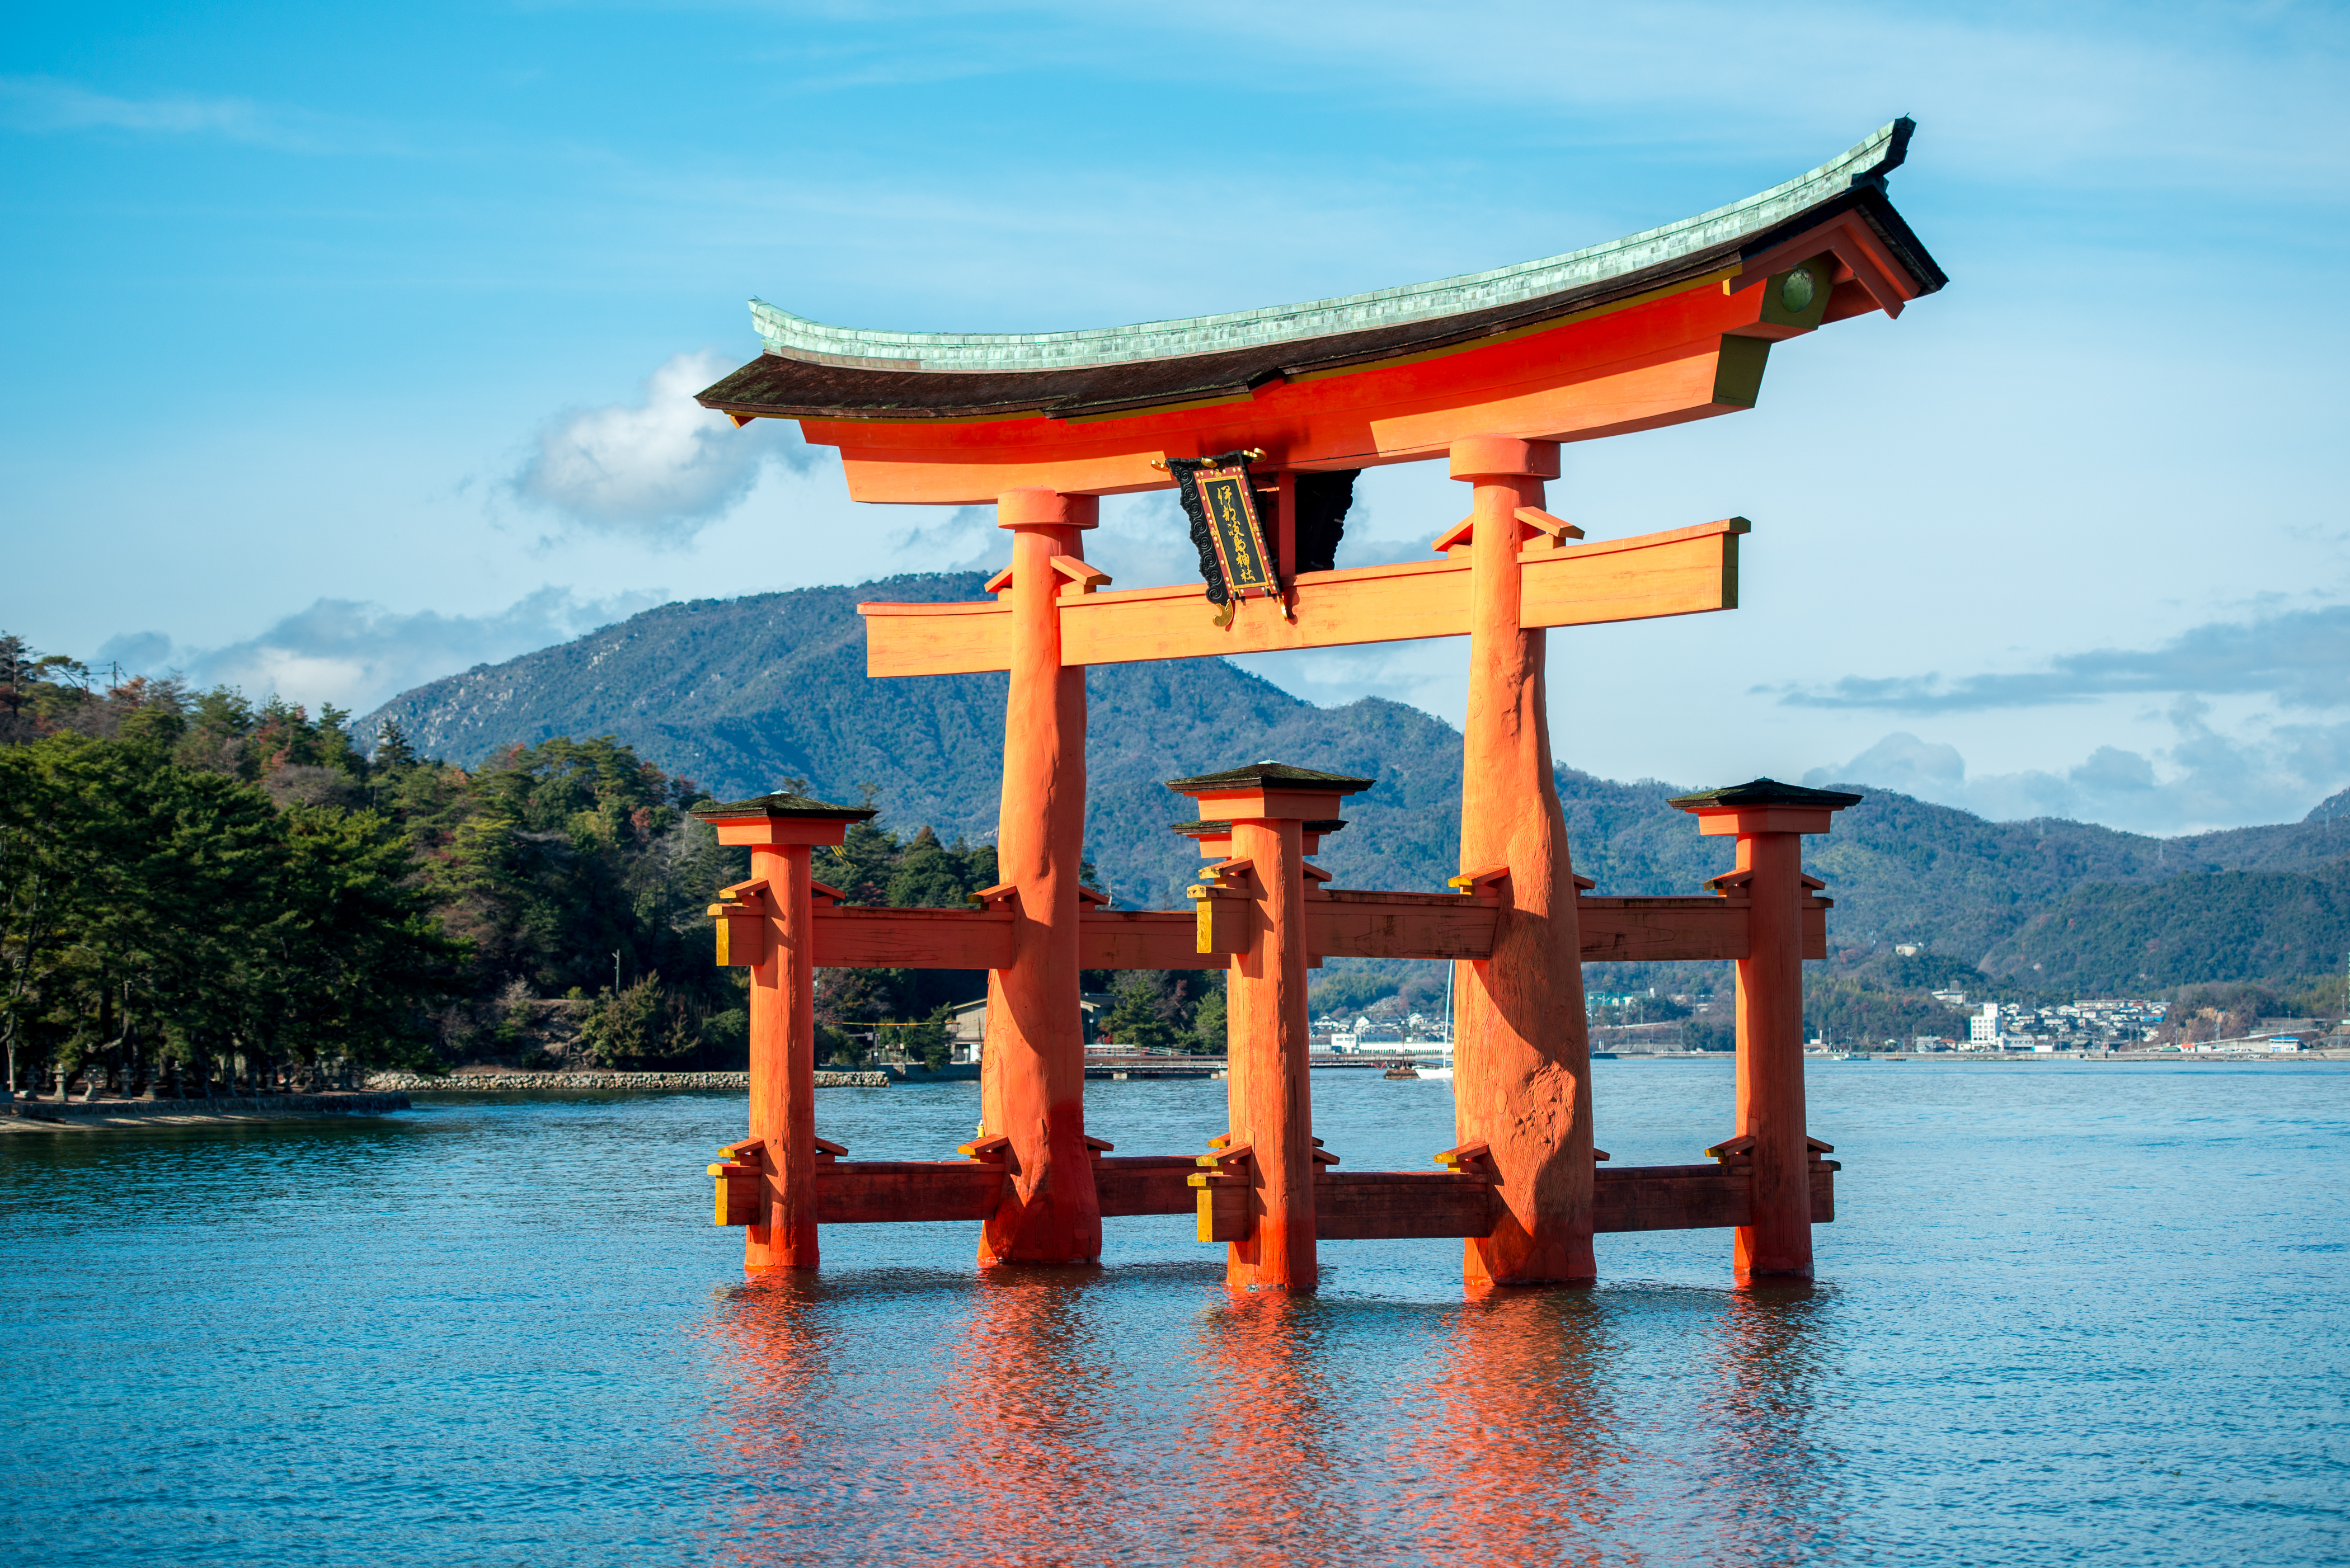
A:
[363,1070,890,1090]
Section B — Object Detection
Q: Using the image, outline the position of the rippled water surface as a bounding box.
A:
[4,1061,2346,1565]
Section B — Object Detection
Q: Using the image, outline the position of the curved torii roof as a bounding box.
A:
[699,120,1944,503]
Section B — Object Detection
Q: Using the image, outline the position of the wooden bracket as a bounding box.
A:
[809,879,847,906]
[1083,1134,1116,1154]
[1449,865,1512,904]
[1514,506,1585,548]
[1311,1145,1341,1167]
[813,1135,849,1159]
[719,1137,765,1163]
[1433,1140,1497,1180]
[983,564,1014,594]
[958,1133,1013,1164]
[1193,1142,1255,1180]
[1706,869,1755,898]
[716,877,771,908]
[707,1160,764,1226]
[1594,1147,1612,1162]
[1705,1133,1757,1165]
[1078,884,1112,907]
[1572,873,1596,891]
[1050,555,1112,596]
[1806,1136,1835,1157]
[1430,516,1476,554]
[965,882,1019,910]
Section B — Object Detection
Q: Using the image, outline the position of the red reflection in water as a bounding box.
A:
[1393,1289,1632,1565]
[688,1271,1838,1564]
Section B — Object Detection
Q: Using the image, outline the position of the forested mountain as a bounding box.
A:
[363,575,2350,997]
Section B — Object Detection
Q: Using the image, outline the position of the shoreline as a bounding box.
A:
[3,1091,413,1133]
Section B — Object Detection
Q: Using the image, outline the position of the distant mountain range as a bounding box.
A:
[362,574,2350,993]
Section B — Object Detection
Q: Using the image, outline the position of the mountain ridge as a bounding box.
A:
[363,576,2350,987]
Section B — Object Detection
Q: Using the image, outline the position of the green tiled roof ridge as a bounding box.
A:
[749,121,1910,374]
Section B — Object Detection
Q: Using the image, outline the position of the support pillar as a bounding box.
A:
[1671,780,1859,1280]
[978,487,1102,1264]
[1446,435,1595,1287]
[694,792,875,1275]
[1171,762,1374,1292]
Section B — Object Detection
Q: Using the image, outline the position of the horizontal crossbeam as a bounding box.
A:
[861,519,1744,677]
[718,1157,1834,1235]
[787,889,1826,972]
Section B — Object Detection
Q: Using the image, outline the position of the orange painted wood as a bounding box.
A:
[798,256,1846,503]
[856,519,1743,677]
[976,493,1102,1264]
[1196,1180,1252,1244]
[1078,910,1214,969]
[1313,1173,1498,1241]
[742,842,820,1273]
[1092,1155,1201,1218]
[1191,891,1249,956]
[1309,893,1498,961]
[811,906,1014,969]
[1224,816,1318,1290]
[788,891,1815,972]
[709,1162,762,1226]
[1730,829,1812,1279]
[817,1161,1003,1225]
[1450,440,1597,1289]
[1574,897,1749,962]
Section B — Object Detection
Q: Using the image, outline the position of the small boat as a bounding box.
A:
[1418,1055,1454,1082]
[1830,1052,1870,1062]
[1383,1062,1420,1080]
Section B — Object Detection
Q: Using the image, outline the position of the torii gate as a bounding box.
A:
[692,122,1943,1289]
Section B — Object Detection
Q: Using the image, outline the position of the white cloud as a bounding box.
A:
[0,75,323,149]
[511,352,814,537]
[1806,698,2350,833]
[107,587,664,718]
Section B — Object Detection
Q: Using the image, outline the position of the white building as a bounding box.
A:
[1968,1002,2001,1048]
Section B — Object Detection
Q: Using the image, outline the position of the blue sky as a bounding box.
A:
[5,2,2347,834]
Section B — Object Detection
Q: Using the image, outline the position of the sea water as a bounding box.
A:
[2,1061,2343,1565]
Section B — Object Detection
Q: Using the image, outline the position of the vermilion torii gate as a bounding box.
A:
[692,122,1943,1289]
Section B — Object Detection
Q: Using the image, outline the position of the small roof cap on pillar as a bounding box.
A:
[1667,778,1863,812]
[1165,761,1377,795]
[690,790,878,822]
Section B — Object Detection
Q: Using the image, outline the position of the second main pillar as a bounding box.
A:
[977,487,1102,1264]
[1447,435,1596,1287]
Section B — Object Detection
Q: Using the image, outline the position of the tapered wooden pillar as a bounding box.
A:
[695,793,874,1274]
[1672,780,1859,1280]
[978,487,1102,1264]
[1172,762,1374,1292]
[1446,435,1595,1287]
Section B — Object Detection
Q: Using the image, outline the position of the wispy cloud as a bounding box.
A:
[104,587,664,718]
[511,352,817,539]
[0,76,325,150]
[1806,697,2350,833]
[1777,605,2350,714]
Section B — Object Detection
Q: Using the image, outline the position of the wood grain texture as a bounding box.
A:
[811,906,1014,969]
[857,520,1743,677]
[1313,1173,1498,1241]
[1092,1156,1200,1217]
[1309,895,1498,961]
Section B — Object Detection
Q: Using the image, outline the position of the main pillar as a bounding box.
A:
[978,487,1102,1264]
[1171,762,1374,1292]
[1446,435,1596,1287]
[1671,780,1859,1280]
[695,792,874,1274]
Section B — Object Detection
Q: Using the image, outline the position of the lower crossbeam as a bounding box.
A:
[713,1157,1836,1237]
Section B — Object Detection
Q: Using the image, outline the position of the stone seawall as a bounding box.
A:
[363,1071,891,1091]
[6,1092,412,1124]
